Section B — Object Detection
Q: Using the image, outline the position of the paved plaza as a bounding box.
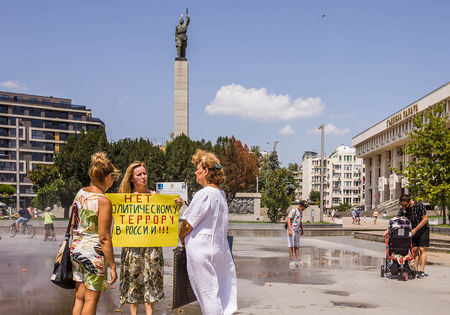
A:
[1,231,449,314]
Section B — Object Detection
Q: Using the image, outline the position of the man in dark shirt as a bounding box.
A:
[11,207,32,230]
[397,194,429,278]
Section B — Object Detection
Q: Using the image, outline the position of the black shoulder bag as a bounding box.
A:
[50,203,77,289]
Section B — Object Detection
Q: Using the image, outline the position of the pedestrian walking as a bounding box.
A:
[398,194,429,278]
[179,150,237,315]
[70,152,119,315]
[373,209,379,225]
[43,207,56,241]
[286,201,307,268]
[119,161,183,315]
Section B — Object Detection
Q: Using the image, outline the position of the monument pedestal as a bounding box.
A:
[174,60,189,137]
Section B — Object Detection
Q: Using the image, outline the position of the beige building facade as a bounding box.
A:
[0,91,104,207]
[352,82,450,211]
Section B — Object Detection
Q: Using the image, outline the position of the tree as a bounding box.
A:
[165,134,212,201]
[288,163,300,172]
[0,184,15,205]
[260,150,296,222]
[309,190,320,204]
[396,103,450,224]
[261,168,293,222]
[107,138,165,192]
[214,136,259,204]
[53,128,108,217]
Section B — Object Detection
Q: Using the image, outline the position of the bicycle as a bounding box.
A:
[8,221,36,238]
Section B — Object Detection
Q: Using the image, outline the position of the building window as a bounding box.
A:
[73,123,82,131]
[12,106,25,115]
[45,132,54,140]
[29,97,38,103]
[31,119,43,127]
[59,112,68,119]
[0,105,7,113]
[0,95,9,100]
[45,143,55,151]
[29,108,41,117]
[72,112,82,120]
[31,141,44,149]
[42,99,50,104]
[45,110,57,118]
[31,130,44,139]
[59,133,68,140]
[31,152,44,161]
[0,128,8,136]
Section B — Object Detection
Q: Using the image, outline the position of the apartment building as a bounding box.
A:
[301,146,365,209]
[0,91,104,207]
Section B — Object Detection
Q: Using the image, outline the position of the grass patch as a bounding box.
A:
[435,224,450,228]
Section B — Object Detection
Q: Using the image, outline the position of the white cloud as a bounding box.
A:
[0,80,29,91]
[307,123,350,135]
[205,83,324,121]
[279,124,294,135]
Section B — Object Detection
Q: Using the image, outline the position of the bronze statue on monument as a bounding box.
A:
[175,8,190,61]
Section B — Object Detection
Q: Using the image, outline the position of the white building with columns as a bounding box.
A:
[352,82,450,211]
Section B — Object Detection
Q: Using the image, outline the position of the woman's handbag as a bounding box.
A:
[50,203,76,289]
[172,246,197,309]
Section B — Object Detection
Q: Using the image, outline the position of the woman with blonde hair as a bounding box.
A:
[179,150,237,315]
[70,152,120,315]
[119,161,182,315]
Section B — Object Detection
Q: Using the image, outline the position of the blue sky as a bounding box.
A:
[1,0,449,165]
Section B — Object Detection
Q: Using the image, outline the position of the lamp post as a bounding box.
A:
[319,124,325,222]
[15,119,23,211]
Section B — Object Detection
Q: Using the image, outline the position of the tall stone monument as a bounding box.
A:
[174,9,190,137]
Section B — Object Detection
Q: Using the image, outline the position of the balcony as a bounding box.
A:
[0,96,87,111]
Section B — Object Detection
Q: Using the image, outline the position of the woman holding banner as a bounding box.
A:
[119,161,182,315]
[70,152,120,315]
[179,150,237,315]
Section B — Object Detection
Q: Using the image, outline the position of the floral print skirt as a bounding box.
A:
[119,247,164,304]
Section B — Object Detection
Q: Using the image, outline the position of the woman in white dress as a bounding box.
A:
[179,150,237,315]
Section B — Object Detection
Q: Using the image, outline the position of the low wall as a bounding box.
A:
[430,226,450,235]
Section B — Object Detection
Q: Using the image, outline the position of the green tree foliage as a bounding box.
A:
[28,164,69,210]
[107,138,165,192]
[288,163,300,171]
[261,168,293,222]
[165,134,212,201]
[0,184,15,197]
[53,128,108,216]
[260,151,296,222]
[214,136,259,204]
[336,202,350,212]
[309,190,320,204]
[396,104,450,224]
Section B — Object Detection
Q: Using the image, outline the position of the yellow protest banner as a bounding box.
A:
[106,193,180,247]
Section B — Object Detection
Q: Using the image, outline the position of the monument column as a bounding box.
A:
[174,60,189,137]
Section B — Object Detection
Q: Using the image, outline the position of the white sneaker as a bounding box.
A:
[289,261,296,269]
[295,259,303,267]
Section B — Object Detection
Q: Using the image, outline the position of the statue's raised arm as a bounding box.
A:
[175,8,190,60]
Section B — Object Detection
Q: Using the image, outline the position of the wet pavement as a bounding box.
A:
[1,234,450,314]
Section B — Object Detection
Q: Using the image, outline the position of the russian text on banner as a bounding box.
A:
[107,193,180,247]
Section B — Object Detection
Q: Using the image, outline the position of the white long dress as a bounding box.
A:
[181,186,237,315]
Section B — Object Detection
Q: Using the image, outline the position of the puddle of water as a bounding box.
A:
[332,301,376,309]
[235,256,334,285]
[324,290,350,296]
[0,252,174,315]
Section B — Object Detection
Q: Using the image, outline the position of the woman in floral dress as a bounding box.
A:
[119,161,182,315]
[70,152,120,315]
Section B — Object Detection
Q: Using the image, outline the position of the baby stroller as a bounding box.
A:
[381,216,415,281]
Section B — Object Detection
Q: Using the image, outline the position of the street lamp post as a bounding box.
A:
[319,124,325,222]
[15,119,23,211]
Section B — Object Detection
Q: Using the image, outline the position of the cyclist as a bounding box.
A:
[11,207,32,230]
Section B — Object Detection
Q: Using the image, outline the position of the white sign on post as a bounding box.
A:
[156,182,188,202]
